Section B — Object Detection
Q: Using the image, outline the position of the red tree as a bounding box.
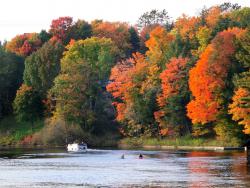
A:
[49,16,73,42]
[106,52,147,134]
[155,57,189,135]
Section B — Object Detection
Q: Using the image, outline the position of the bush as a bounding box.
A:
[0,116,43,146]
[192,123,215,137]
[32,118,120,147]
[32,118,84,146]
[214,119,245,146]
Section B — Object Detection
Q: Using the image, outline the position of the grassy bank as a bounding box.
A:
[0,116,242,149]
[0,116,120,148]
[119,136,242,148]
[0,116,43,146]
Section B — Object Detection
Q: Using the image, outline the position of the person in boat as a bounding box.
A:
[121,154,125,159]
[139,153,143,159]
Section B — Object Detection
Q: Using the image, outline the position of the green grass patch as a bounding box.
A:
[120,135,241,148]
[0,116,44,146]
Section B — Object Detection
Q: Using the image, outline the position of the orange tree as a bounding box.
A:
[187,28,246,137]
[106,53,157,136]
[92,21,131,59]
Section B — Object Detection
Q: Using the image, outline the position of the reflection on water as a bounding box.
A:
[248,149,250,168]
[0,148,249,188]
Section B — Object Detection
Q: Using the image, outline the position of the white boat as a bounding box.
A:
[67,142,87,152]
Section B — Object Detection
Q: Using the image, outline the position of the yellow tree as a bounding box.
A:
[141,25,174,93]
[51,37,116,129]
[229,88,250,134]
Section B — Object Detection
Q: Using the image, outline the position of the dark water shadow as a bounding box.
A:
[0,147,114,159]
[0,147,66,159]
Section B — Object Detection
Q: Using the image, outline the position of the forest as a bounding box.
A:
[0,2,249,147]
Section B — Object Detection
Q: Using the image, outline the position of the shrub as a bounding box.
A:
[214,119,244,146]
[32,118,84,146]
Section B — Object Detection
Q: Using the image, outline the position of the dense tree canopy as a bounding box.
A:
[229,29,250,134]
[92,21,131,58]
[0,4,250,146]
[6,33,42,57]
[155,57,191,136]
[70,19,92,40]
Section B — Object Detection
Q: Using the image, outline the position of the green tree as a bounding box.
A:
[166,32,192,59]
[0,46,24,118]
[23,41,64,96]
[13,84,43,128]
[51,37,117,130]
[38,30,52,43]
[231,7,250,28]
[128,27,140,55]
[234,30,250,91]
[211,16,240,37]
[70,19,92,40]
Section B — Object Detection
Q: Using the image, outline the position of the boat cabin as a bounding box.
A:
[67,142,87,152]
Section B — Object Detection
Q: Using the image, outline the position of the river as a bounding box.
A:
[0,148,249,187]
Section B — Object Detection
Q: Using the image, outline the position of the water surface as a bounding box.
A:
[0,148,249,187]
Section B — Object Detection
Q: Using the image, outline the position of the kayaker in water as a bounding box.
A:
[139,153,143,159]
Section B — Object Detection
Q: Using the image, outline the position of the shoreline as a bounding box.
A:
[0,144,247,151]
[118,144,247,151]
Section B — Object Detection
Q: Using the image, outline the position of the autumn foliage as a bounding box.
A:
[93,21,131,57]
[175,15,201,39]
[1,4,250,147]
[229,88,250,134]
[187,28,245,124]
[145,26,174,64]
[6,33,42,57]
[140,26,174,93]
[157,57,189,106]
[155,57,189,135]
[49,16,73,42]
[107,53,147,123]
[205,6,222,28]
